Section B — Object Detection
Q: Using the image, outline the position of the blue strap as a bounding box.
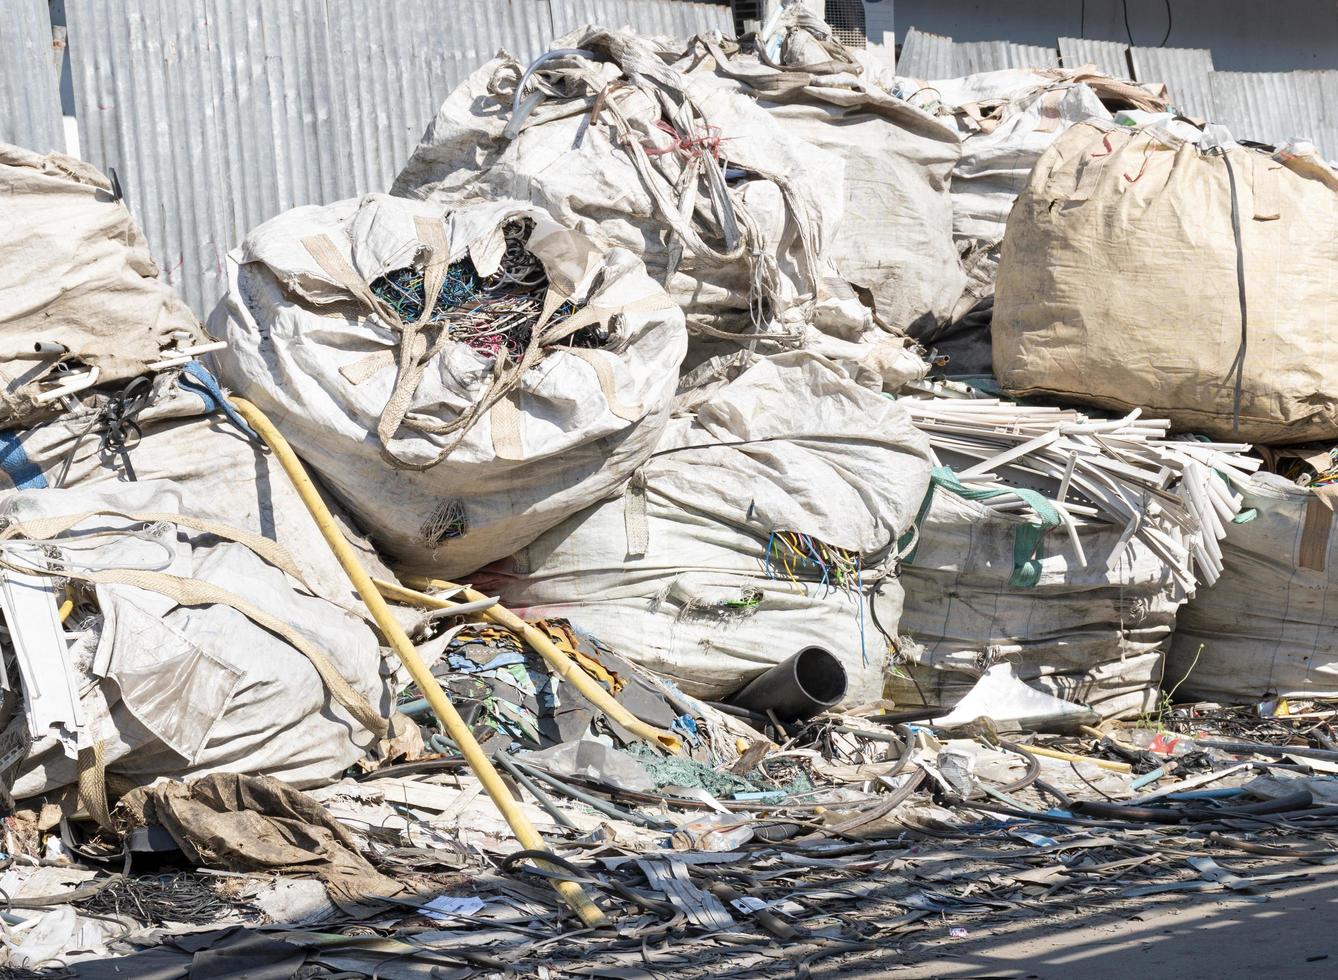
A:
[0,432,48,490]
[178,360,258,440]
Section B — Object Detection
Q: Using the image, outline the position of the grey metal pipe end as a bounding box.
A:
[724,646,848,723]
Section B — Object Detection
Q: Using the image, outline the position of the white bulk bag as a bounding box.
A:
[392,27,845,347]
[0,478,389,800]
[895,484,1184,720]
[1170,475,1338,702]
[211,195,686,576]
[479,352,934,703]
[689,11,966,336]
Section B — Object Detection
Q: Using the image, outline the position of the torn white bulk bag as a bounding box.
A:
[993,120,1338,443]
[692,11,965,336]
[893,485,1182,720]
[392,27,845,349]
[211,195,686,577]
[1,366,382,614]
[478,352,933,703]
[0,143,207,427]
[1170,476,1338,702]
[0,479,390,802]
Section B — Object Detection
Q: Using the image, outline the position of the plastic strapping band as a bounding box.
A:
[922,466,1062,589]
[1221,152,1248,436]
[180,361,258,440]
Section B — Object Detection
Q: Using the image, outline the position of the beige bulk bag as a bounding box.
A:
[993,120,1338,443]
[0,144,206,427]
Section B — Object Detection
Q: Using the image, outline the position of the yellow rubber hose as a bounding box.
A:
[388,575,681,754]
[227,397,609,929]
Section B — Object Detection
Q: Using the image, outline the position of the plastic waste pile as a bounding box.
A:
[0,146,393,814]
[892,392,1256,719]
[7,4,1338,971]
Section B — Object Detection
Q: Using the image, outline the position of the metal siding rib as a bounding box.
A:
[1130,45,1216,119]
[1058,36,1130,78]
[0,0,65,152]
[898,27,954,80]
[1209,70,1335,156]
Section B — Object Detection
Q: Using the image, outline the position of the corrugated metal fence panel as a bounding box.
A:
[1058,36,1129,78]
[0,0,64,153]
[951,41,1011,74]
[900,32,1054,78]
[1208,70,1338,158]
[897,27,954,79]
[1003,43,1060,70]
[64,0,728,315]
[1130,45,1216,118]
[550,0,730,37]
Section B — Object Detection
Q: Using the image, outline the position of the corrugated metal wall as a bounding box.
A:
[1057,37,1129,79]
[63,0,730,315]
[0,0,65,153]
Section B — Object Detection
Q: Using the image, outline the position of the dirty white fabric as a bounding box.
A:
[392,27,847,349]
[478,352,933,703]
[211,194,686,576]
[894,487,1183,720]
[6,374,386,614]
[0,143,204,428]
[994,119,1338,443]
[1171,475,1338,702]
[1,480,390,799]
[697,9,966,337]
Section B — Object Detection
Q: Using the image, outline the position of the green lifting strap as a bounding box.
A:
[903,466,1063,589]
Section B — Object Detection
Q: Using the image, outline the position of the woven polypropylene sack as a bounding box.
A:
[211,195,686,576]
[894,487,1184,720]
[688,12,965,336]
[477,352,934,703]
[393,27,850,349]
[1,473,390,803]
[1170,475,1338,702]
[0,143,205,428]
[994,121,1338,443]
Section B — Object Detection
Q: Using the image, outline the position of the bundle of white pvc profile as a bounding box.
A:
[899,395,1259,591]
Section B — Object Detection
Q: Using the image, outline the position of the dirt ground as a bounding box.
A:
[815,873,1338,979]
